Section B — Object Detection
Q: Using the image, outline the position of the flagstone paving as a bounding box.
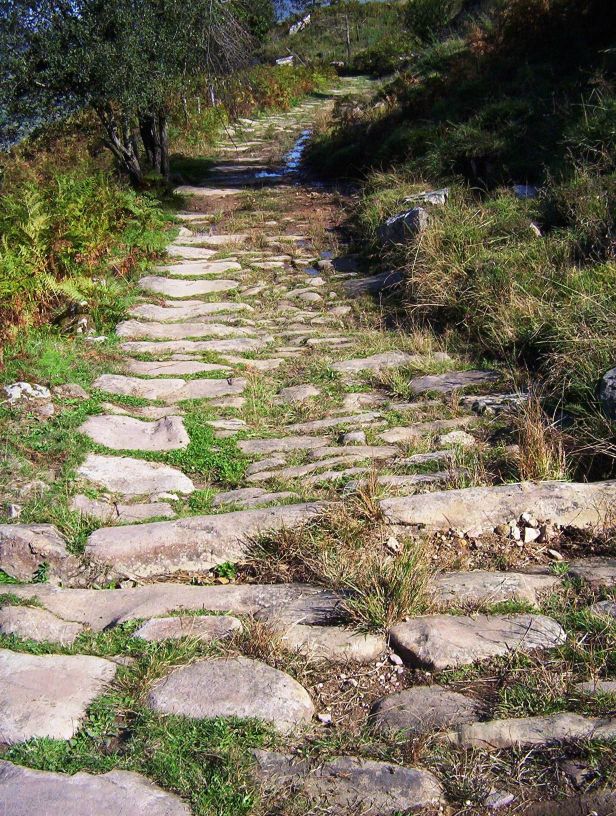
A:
[3,83,616,814]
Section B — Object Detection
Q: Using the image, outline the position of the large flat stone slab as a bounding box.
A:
[286,412,383,434]
[120,338,269,355]
[116,320,253,340]
[446,712,616,749]
[0,761,191,815]
[0,605,84,645]
[167,245,217,260]
[433,571,559,607]
[381,481,616,534]
[139,276,238,298]
[129,301,251,321]
[79,415,189,451]
[70,495,175,523]
[0,523,80,583]
[238,436,329,455]
[409,369,500,395]
[0,649,117,743]
[163,260,242,277]
[132,615,241,643]
[85,503,325,578]
[379,417,473,444]
[389,614,566,670]
[147,656,314,734]
[282,625,386,663]
[332,352,449,376]
[568,557,616,590]
[370,685,482,737]
[93,374,246,403]
[253,751,444,814]
[125,359,230,377]
[10,583,339,631]
[77,454,194,496]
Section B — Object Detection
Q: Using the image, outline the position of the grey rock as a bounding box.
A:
[405,188,449,206]
[147,656,314,734]
[568,557,616,590]
[129,300,251,321]
[3,382,51,402]
[125,360,230,377]
[121,338,269,355]
[52,383,89,399]
[286,412,382,434]
[79,415,189,451]
[409,369,500,395]
[0,605,84,645]
[446,712,616,749]
[370,685,482,736]
[278,384,320,403]
[381,480,616,534]
[524,791,616,816]
[433,571,559,607]
[332,351,432,376]
[0,761,191,816]
[379,207,429,245]
[0,523,80,583]
[139,275,238,298]
[437,430,476,448]
[589,599,616,619]
[115,320,251,340]
[77,454,195,496]
[159,259,242,277]
[70,495,175,523]
[341,431,367,445]
[132,615,241,643]
[238,436,329,455]
[485,791,515,810]
[93,373,246,403]
[10,582,339,632]
[282,625,386,663]
[379,416,473,444]
[246,456,288,476]
[253,750,444,814]
[0,649,116,743]
[85,503,325,579]
[599,367,616,419]
[389,614,566,670]
[343,270,403,297]
[212,488,297,509]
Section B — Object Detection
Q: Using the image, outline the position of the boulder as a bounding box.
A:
[568,557,616,590]
[0,605,84,645]
[378,207,429,245]
[281,625,386,663]
[147,656,314,734]
[77,454,194,496]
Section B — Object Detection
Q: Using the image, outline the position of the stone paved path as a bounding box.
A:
[2,82,616,814]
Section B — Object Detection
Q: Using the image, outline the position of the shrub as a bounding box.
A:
[404,0,463,41]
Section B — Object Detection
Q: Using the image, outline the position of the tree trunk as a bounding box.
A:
[96,106,143,187]
[159,111,170,182]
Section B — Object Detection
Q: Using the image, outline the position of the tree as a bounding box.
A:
[0,0,251,184]
[234,0,276,41]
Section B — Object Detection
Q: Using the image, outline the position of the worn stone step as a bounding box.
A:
[125,359,231,377]
[157,259,242,278]
[70,495,175,523]
[238,436,330,455]
[147,656,314,734]
[281,625,386,663]
[132,615,242,643]
[129,300,252,321]
[167,245,217,260]
[116,320,255,340]
[285,412,383,434]
[389,614,566,670]
[379,416,474,444]
[0,523,81,584]
[332,351,450,376]
[93,373,246,403]
[381,480,616,535]
[120,337,270,355]
[77,454,194,496]
[9,582,340,631]
[446,712,616,749]
[253,751,444,815]
[0,761,191,815]
[408,369,500,395]
[139,275,238,298]
[432,570,559,607]
[85,503,325,578]
[0,649,117,743]
[212,487,298,508]
[0,605,84,645]
[79,415,189,451]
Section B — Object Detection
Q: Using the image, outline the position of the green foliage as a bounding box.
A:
[404,0,462,41]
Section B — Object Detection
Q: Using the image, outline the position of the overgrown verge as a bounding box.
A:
[306,0,616,471]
